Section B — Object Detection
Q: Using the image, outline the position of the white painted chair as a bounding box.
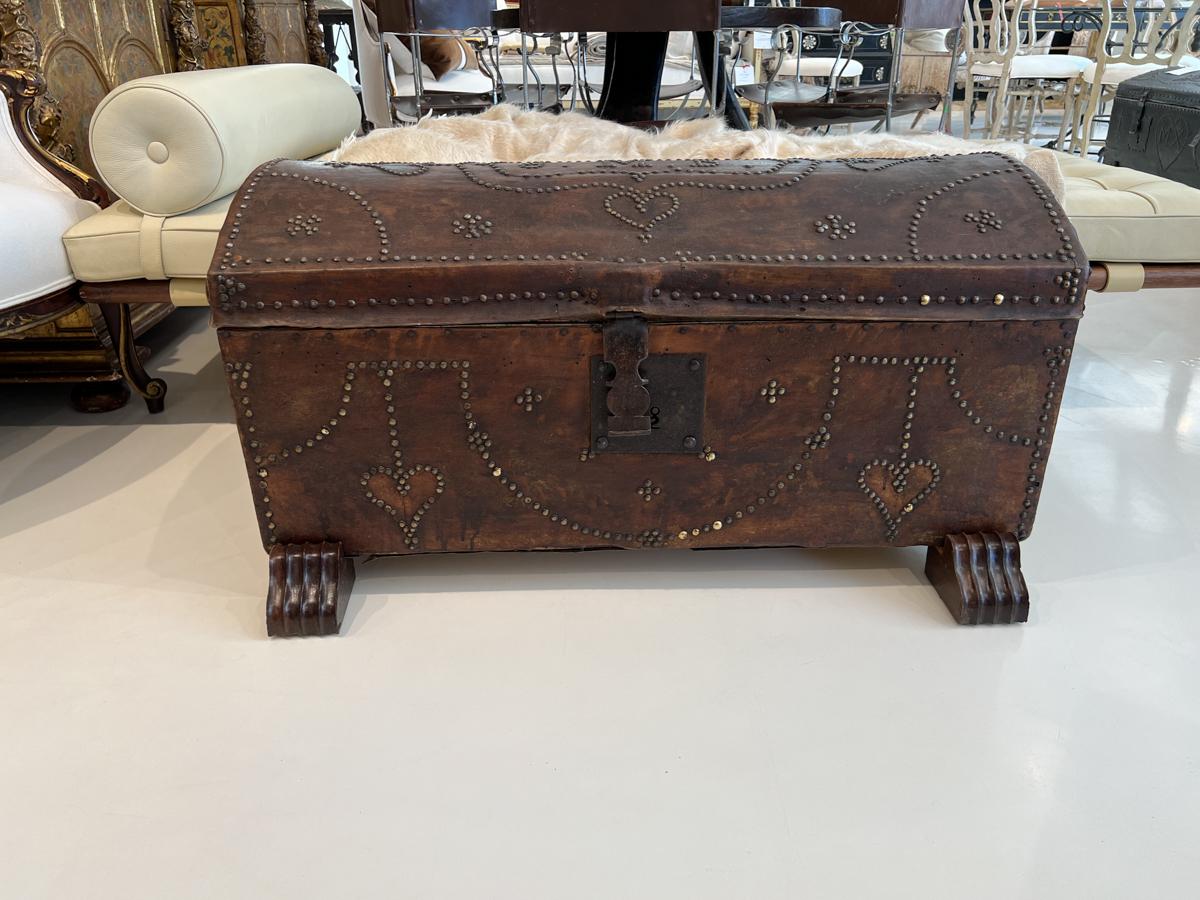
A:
[1067,0,1200,154]
[963,0,1090,142]
[763,18,864,92]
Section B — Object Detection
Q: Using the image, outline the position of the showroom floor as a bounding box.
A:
[2,289,1198,898]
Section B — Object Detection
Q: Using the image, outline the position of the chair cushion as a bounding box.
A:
[974,55,1089,79]
[905,29,953,54]
[0,181,97,310]
[62,196,230,283]
[89,64,360,217]
[776,58,865,79]
[1079,58,1200,85]
[1058,153,1200,264]
[391,66,497,96]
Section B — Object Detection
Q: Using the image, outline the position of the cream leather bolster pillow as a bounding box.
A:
[89,64,361,217]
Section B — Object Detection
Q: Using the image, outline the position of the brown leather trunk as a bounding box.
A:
[209,154,1086,634]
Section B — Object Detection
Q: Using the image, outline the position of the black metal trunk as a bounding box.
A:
[1105,67,1200,189]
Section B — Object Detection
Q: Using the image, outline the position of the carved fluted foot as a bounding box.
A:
[266,542,356,637]
[925,532,1030,625]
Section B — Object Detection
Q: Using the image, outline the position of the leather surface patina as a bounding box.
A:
[211,155,1086,328]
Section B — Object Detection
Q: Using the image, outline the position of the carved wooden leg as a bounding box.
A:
[97,303,167,414]
[925,533,1030,626]
[266,542,356,637]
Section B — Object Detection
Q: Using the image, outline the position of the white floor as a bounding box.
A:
[2,290,1198,898]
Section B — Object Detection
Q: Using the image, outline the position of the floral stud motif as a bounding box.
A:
[804,427,831,450]
[637,480,663,502]
[814,214,856,240]
[286,214,321,237]
[636,528,666,547]
[453,212,492,239]
[760,378,787,404]
[964,209,1003,233]
[514,386,543,413]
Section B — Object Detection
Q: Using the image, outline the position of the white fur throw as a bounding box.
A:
[331,104,1065,199]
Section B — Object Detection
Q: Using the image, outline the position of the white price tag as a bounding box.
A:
[752,29,774,50]
[732,62,756,86]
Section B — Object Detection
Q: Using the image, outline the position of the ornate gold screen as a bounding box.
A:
[20,0,172,173]
[194,0,248,67]
[243,0,307,62]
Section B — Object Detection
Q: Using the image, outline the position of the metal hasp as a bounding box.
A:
[602,315,652,436]
[592,316,706,453]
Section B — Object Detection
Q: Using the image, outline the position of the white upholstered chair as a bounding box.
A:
[0,70,101,342]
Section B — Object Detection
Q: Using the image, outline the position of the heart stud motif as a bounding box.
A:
[1154,117,1189,172]
[603,188,681,243]
[362,462,445,549]
[858,458,941,542]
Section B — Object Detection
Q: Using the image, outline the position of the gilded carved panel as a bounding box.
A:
[20,0,171,173]
[248,0,307,63]
[196,0,247,67]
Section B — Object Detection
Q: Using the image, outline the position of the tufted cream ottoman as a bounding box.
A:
[1057,153,1200,292]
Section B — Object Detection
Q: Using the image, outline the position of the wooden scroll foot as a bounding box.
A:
[97,303,167,414]
[925,533,1030,626]
[266,542,356,637]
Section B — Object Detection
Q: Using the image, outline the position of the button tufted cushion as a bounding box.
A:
[88,64,360,218]
[1058,153,1200,264]
[0,181,97,310]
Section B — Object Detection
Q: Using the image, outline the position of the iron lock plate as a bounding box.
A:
[589,354,707,453]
